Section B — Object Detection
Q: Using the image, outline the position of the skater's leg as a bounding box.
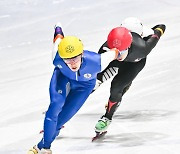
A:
[54,80,95,138]
[105,59,146,119]
[38,68,68,150]
[95,59,146,133]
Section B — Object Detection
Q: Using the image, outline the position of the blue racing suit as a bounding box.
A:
[38,50,101,149]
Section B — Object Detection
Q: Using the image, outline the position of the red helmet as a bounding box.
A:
[107,27,132,51]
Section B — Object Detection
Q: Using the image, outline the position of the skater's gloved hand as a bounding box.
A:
[152,24,166,38]
[91,79,102,93]
[54,22,64,41]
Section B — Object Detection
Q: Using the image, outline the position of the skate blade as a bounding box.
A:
[92,131,107,142]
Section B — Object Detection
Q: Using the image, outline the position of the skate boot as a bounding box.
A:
[27,145,40,154]
[41,148,52,154]
[95,116,112,133]
[27,145,52,154]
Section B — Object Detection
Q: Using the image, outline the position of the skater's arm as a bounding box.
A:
[100,48,122,71]
[136,24,166,58]
[91,49,119,93]
[144,24,166,54]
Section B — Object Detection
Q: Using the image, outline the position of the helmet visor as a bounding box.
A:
[63,54,82,64]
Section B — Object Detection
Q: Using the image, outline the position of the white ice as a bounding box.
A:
[0,0,180,153]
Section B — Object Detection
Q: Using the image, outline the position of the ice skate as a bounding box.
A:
[27,145,40,154]
[40,148,52,154]
[27,145,52,154]
[92,116,111,141]
[95,116,111,133]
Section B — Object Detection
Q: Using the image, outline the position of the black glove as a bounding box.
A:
[152,24,166,38]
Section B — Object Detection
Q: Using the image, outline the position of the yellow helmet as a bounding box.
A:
[58,36,83,58]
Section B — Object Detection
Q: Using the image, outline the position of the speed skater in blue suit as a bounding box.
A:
[27,23,130,154]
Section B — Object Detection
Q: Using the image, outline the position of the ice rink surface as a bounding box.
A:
[0,0,180,153]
